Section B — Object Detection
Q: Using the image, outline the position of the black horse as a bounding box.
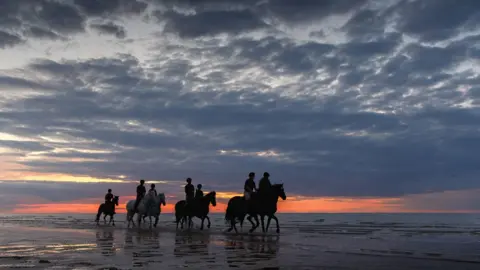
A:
[225,184,286,233]
[95,196,119,226]
[175,191,217,230]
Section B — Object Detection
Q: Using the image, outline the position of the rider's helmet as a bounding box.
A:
[151,183,155,188]
[108,189,112,193]
[248,172,255,177]
[186,178,192,183]
[197,184,202,189]
[263,172,270,177]
[140,179,145,184]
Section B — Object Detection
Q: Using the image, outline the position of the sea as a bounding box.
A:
[1,213,480,269]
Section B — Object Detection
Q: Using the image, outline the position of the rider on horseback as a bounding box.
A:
[244,172,256,201]
[134,179,146,212]
[195,184,204,199]
[185,178,195,208]
[105,189,113,203]
[258,172,272,201]
[105,189,114,212]
[145,183,157,215]
[149,183,157,196]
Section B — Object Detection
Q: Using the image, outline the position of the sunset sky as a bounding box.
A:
[1,0,480,214]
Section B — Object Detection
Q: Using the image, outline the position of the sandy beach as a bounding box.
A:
[1,214,480,269]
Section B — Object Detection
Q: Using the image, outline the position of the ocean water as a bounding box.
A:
[0,213,480,269]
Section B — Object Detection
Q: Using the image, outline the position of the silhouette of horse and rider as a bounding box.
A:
[175,178,217,230]
[225,172,286,233]
[96,172,286,233]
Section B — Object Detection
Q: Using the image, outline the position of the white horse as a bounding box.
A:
[126,193,166,228]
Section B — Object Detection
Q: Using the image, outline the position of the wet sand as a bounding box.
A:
[1,214,480,269]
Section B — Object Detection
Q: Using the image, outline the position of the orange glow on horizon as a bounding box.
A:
[8,197,480,214]
[11,202,229,214]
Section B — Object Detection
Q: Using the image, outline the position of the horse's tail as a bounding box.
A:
[225,199,235,223]
[175,201,185,224]
[95,204,103,221]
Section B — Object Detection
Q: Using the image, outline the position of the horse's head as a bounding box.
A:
[113,196,119,206]
[272,184,286,201]
[205,191,216,207]
[158,193,166,206]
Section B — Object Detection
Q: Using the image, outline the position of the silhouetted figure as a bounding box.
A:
[145,183,157,213]
[258,172,272,198]
[149,183,157,197]
[225,183,286,234]
[244,172,256,201]
[184,178,195,205]
[105,189,114,212]
[134,179,146,212]
[95,195,120,226]
[175,191,217,230]
[105,189,113,203]
[195,184,204,200]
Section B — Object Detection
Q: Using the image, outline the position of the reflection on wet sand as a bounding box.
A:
[173,231,217,267]
[124,229,163,268]
[95,229,115,256]
[224,235,280,269]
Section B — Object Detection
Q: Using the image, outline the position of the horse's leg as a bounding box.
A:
[253,215,260,232]
[247,215,256,233]
[137,213,142,227]
[266,215,272,232]
[228,217,235,233]
[149,216,153,228]
[200,217,205,230]
[154,215,159,228]
[271,215,280,234]
[260,215,266,233]
[111,215,115,227]
[206,216,211,228]
[131,213,136,227]
[240,217,244,231]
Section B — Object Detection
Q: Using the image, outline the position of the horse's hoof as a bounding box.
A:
[249,229,254,233]
[276,229,280,234]
[227,228,233,232]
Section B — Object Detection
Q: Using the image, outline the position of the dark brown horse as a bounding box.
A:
[175,191,217,230]
[95,196,119,226]
[225,184,286,233]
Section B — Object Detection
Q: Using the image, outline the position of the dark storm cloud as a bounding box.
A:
[160,10,267,38]
[1,0,480,209]
[90,22,127,39]
[73,0,148,16]
[23,27,64,40]
[2,47,480,198]
[0,0,148,44]
[0,75,56,91]
[393,0,480,41]
[0,31,23,48]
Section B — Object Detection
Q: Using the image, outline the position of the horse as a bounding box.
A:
[125,193,166,228]
[175,191,216,230]
[95,196,119,226]
[225,184,286,233]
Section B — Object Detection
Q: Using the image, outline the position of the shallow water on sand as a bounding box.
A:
[0,213,480,269]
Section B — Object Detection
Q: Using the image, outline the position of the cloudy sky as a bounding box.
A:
[1,0,480,214]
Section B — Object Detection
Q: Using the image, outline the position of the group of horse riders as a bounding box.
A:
[103,171,272,212]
